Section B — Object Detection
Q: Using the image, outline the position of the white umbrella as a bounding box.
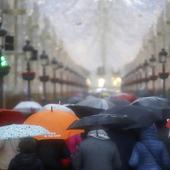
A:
[0,124,56,140]
[42,104,75,114]
[13,101,42,115]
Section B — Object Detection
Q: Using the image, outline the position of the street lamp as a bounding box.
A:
[0,13,10,107]
[149,55,157,95]
[22,40,35,100]
[158,48,169,97]
[51,57,58,100]
[39,51,49,102]
[142,59,149,90]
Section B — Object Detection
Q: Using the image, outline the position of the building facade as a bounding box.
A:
[122,0,170,97]
[0,0,89,107]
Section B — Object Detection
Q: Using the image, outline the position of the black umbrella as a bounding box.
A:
[67,105,104,118]
[106,96,130,106]
[131,96,170,120]
[67,96,114,118]
[77,96,114,110]
[68,113,135,129]
[66,96,84,104]
[105,105,160,129]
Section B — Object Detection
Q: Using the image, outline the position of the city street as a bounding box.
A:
[0,1,170,170]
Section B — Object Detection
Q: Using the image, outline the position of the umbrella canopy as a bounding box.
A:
[113,93,137,103]
[42,104,75,114]
[77,96,114,110]
[66,96,84,104]
[131,96,170,120]
[106,97,130,106]
[0,109,25,126]
[68,113,135,129]
[13,101,42,115]
[24,110,83,140]
[0,124,52,140]
[67,105,104,118]
[105,105,159,129]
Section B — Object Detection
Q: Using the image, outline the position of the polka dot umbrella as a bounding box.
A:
[0,124,56,140]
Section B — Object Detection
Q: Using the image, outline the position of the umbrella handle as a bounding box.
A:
[51,106,53,112]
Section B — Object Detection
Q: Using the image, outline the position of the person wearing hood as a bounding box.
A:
[36,139,70,170]
[8,137,44,170]
[73,128,121,170]
[129,125,170,170]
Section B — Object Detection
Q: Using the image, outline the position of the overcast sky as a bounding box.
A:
[36,0,165,73]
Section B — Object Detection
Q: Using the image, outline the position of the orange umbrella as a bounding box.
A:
[24,110,83,140]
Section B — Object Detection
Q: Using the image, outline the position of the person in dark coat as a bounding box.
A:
[8,137,44,170]
[37,139,70,170]
[129,125,170,170]
[156,120,170,154]
[106,128,137,170]
[73,129,121,170]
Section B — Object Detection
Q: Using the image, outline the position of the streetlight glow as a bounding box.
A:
[112,77,122,87]
[98,78,105,88]
[86,78,91,87]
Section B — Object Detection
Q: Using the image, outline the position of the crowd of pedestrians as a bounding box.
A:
[0,94,170,170]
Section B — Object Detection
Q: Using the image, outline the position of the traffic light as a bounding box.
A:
[0,55,9,67]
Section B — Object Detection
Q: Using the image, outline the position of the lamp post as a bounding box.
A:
[142,59,149,90]
[0,13,10,107]
[22,40,35,100]
[39,51,49,102]
[59,64,64,99]
[51,57,58,100]
[149,55,157,95]
[158,48,169,97]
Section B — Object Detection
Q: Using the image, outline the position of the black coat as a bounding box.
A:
[107,129,137,170]
[37,140,70,170]
[8,153,44,170]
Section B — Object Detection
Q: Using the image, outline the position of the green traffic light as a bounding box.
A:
[0,56,9,67]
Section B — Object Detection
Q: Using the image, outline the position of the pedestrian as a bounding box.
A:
[129,125,170,170]
[65,134,82,154]
[8,137,44,170]
[73,128,121,170]
[106,128,138,170]
[37,139,70,170]
[155,119,170,154]
[0,139,19,170]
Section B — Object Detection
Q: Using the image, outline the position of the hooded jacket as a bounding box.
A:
[73,129,121,170]
[129,125,170,170]
[8,153,44,170]
[37,139,70,170]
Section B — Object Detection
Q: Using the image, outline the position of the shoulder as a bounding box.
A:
[34,158,44,167]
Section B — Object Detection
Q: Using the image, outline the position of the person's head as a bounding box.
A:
[18,137,37,153]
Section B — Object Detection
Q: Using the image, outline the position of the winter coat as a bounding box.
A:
[65,135,82,154]
[37,139,70,170]
[129,126,170,170]
[73,129,121,170]
[0,139,19,170]
[157,127,170,154]
[107,129,137,170]
[8,153,44,170]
